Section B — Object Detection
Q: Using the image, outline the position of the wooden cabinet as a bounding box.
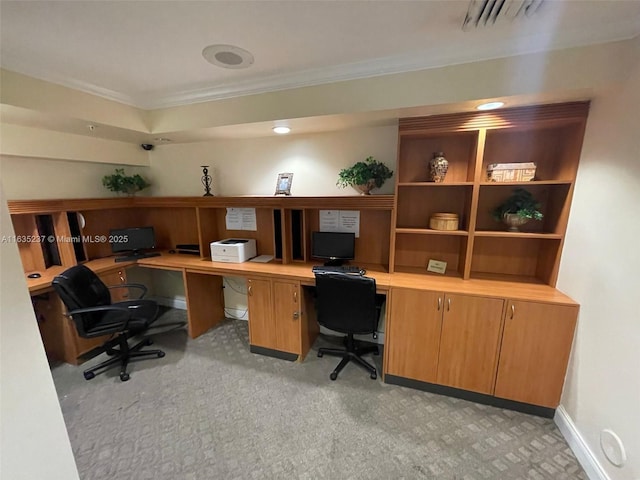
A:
[392,102,589,286]
[386,288,504,394]
[385,288,443,383]
[33,292,71,363]
[436,294,504,394]
[494,300,578,408]
[385,287,578,409]
[247,277,304,356]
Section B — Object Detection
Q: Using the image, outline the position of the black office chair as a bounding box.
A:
[52,264,165,382]
[314,272,381,381]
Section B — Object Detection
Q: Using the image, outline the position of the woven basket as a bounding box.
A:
[429,213,459,231]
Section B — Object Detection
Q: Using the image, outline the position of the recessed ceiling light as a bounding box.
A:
[154,137,172,142]
[273,126,291,134]
[202,44,254,69]
[477,101,504,111]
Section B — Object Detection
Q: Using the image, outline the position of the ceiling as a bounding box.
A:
[2,0,639,110]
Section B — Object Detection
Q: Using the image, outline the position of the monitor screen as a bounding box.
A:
[110,226,156,253]
[311,231,355,263]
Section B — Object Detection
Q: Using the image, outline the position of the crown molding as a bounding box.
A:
[146,27,639,109]
[2,20,638,111]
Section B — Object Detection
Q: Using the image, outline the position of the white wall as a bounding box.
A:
[0,155,149,200]
[147,126,398,197]
[557,41,640,479]
[0,184,80,480]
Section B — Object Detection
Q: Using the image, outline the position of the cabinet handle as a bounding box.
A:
[437,297,442,311]
[510,304,515,319]
[447,298,451,311]
[293,290,297,303]
[248,284,253,296]
[293,311,299,320]
[119,274,125,283]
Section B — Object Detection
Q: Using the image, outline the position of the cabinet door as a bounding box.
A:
[272,280,301,354]
[385,288,443,383]
[495,301,578,408]
[436,294,504,394]
[33,293,72,363]
[247,278,275,349]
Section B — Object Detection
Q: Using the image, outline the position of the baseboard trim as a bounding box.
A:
[554,406,609,480]
[384,374,555,418]
[249,345,298,362]
[152,296,187,310]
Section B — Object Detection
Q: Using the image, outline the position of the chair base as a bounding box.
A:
[83,333,164,382]
[317,333,379,380]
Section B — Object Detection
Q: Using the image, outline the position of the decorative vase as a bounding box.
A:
[502,213,530,232]
[354,179,376,195]
[429,152,448,183]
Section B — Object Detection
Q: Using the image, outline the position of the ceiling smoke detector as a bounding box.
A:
[202,44,254,69]
[463,0,544,30]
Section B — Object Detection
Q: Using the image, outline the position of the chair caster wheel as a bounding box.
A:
[83,371,95,380]
[120,373,130,382]
[329,372,338,381]
[157,351,165,358]
[317,351,324,358]
[145,338,153,346]
[370,373,377,380]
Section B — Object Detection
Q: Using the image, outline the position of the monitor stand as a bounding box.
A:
[114,250,161,263]
[323,259,345,267]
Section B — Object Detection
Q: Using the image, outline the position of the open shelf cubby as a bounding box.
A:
[392,102,589,285]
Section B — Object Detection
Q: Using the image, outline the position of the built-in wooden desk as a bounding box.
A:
[26,257,137,295]
[136,252,392,360]
[12,192,579,416]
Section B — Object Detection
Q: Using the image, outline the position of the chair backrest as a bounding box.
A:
[52,264,112,337]
[314,272,378,335]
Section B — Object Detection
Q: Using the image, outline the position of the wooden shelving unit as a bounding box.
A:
[390,101,589,286]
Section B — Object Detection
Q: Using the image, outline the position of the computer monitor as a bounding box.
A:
[110,226,160,262]
[311,231,355,266]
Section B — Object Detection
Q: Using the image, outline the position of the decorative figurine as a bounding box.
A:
[201,165,213,196]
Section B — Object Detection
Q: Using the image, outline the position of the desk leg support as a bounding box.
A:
[184,271,224,339]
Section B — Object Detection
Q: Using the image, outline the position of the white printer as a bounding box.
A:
[210,238,257,263]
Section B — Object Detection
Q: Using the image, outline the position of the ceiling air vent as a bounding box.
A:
[462,0,544,30]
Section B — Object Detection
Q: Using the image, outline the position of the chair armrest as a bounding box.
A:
[107,283,148,298]
[64,304,130,316]
[65,304,134,333]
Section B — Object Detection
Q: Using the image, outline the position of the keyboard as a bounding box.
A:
[312,265,365,275]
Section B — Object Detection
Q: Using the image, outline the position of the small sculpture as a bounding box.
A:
[201,165,213,196]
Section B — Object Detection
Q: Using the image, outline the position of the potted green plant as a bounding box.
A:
[492,188,544,231]
[102,168,150,195]
[336,156,393,195]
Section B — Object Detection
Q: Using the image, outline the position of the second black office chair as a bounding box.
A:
[314,272,381,381]
[52,264,165,382]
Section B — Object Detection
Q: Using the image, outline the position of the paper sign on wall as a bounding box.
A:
[319,210,360,238]
[225,208,257,231]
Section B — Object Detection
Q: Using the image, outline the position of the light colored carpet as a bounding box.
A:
[52,309,586,480]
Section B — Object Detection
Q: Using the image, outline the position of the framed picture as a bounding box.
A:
[275,172,293,196]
